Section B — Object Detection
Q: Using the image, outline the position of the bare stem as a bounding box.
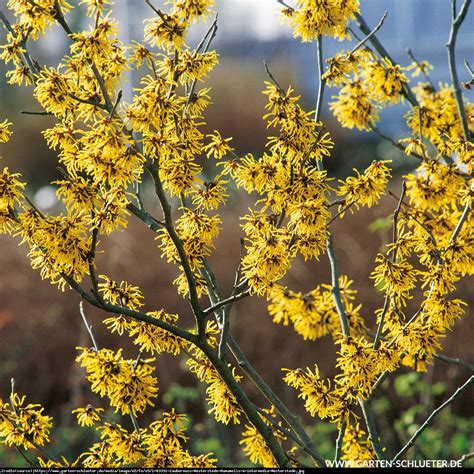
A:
[393,376,474,461]
[146,162,205,338]
[435,354,474,372]
[79,301,99,351]
[373,181,406,349]
[203,290,251,316]
[360,398,387,460]
[350,11,388,54]
[447,0,472,140]
[355,13,418,107]
[185,15,218,112]
[314,35,325,123]
[334,420,346,461]
[407,48,435,89]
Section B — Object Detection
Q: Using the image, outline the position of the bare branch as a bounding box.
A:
[393,376,474,460]
[435,354,474,372]
[373,181,406,349]
[335,420,346,461]
[350,11,387,54]
[355,13,418,107]
[447,0,472,140]
[79,301,99,351]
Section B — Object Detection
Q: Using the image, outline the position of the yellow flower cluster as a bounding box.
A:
[231,83,334,295]
[0,393,52,449]
[0,160,25,234]
[76,347,158,415]
[280,0,360,41]
[284,334,399,424]
[0,119,13,142]
[19,211,91,290]
[0,0,472,468]
[337,161,392,212]
[405,84,473,169]
[187,323,243,425]
[341,423,375,462]
[268,276,366,340]
[240,407,285,468]
[75,410,216,468]
[325,49,410,130]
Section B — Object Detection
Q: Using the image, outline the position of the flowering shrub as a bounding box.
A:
[0,0,472,468]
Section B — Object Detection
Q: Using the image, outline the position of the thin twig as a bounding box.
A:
[350,11,388,54]
[387,190,437,247]
[334,420,346,461]
[218,304,230,361]
[449,199,471,244]
[314,36,325,123]
[372,370,391,393]
[127,202,164,231]
[21,110,53,116]
[459,452,474,465]
[465,60,474,76]
[144,0,169,24]
[371,126,423,161]
[276,0,294,10]
[108,90,122,120]
[146,162,205,339]
[373,181,406,349]
[360,398,386,460]
[407,49,435,89]
[329,198,358,224]
[79,301,99,351]
[263,61,284,92]
[435,354,474,372]
[386,308,422,349]
[393,376,474,460]
[355,13,418,107]
[0,10,40,76]
[67,92,107,110]
[203,290,251,316]
[185,15,218,112]
[447,0,472,140]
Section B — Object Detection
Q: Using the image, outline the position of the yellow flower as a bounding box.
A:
[371,253,418,306]
[407,59,433,78]
[363,58,409,104]
[330,79,380,130]
[191,178,228,210]
[240,423,277,467]
[337,161,391,210]
[335,336,378,400]
[72,405,104,427]
[206,374,242,425]
[342,423,375,461]
[323,48,372,85]
[128,311,187,355]
[283,365,345,420]
[98,276,144,309]
[281,0,360,42]
[144,13,188,51]
[203,131,233,159]
[0,120,13,143]
[0,393,53,449]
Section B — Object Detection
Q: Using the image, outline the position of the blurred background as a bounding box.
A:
[0,0,473,466]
